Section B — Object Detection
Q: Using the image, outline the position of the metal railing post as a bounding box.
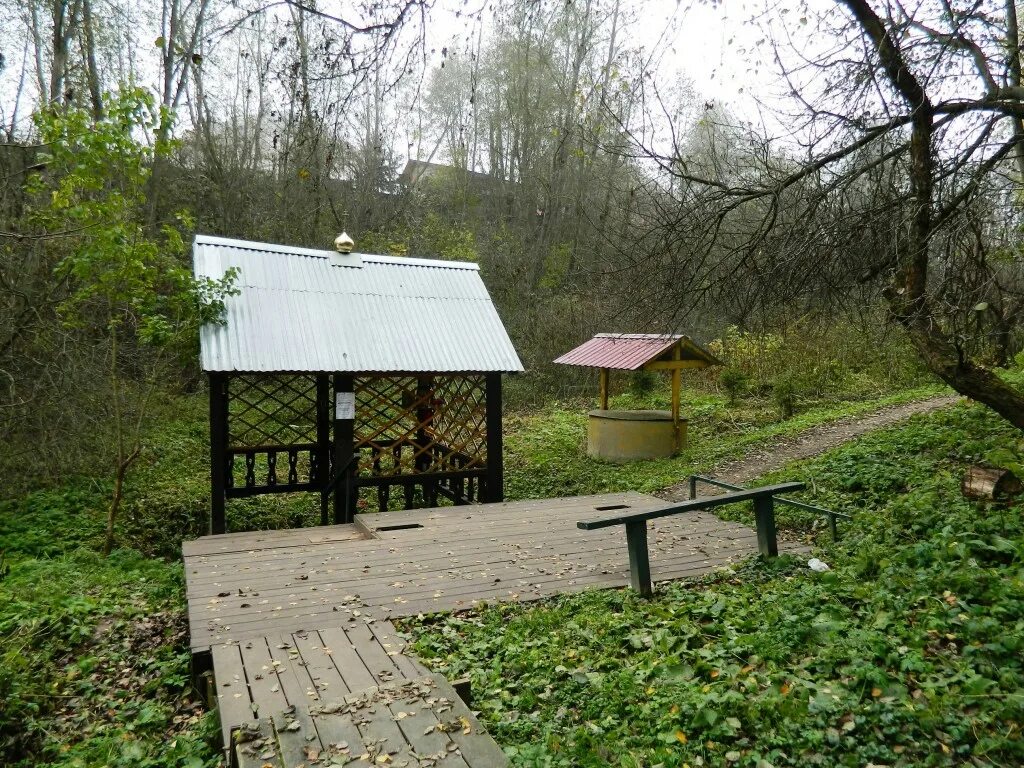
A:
[625,520,653,597]
[753,496,778,558]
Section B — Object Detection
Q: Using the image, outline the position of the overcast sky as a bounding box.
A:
[420,0,835,134]
[0,0,837,148]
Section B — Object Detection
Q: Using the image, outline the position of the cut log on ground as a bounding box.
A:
[961,466,1022,502]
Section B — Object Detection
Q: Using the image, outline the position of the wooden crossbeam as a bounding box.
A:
[643,360,711,371]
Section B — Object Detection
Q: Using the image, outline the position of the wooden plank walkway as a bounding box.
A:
[235,674,507,768]
[184,492,806,653]
[210,619,431,758]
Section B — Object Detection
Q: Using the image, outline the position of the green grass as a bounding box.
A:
[405,402,1024,767]
[0,546,219,767]
[0,408,223,766]
[505,383,945,499]
[0,382,949,766]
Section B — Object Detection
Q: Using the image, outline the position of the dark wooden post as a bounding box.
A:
[332,374,356,524]
[688,475,698,500]
[753,496,778,558]
[316,373,331,525]
[415,376,435,507]
[208,372,229,535]
[484,373,504,502]
[452,678,473,708]
[625,520,653,597]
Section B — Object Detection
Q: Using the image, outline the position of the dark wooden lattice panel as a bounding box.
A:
[353,376,430,476]
[428,375,487,468]
[353,375,487,477]
[228,374,318,448]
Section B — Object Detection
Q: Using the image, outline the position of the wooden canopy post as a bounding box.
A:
[484,373,504,502]
[333,374,356,524]
[671,369,681,444]
[316,374,331,525]
[208,372,229,535]
[599,368,609,410]
[670,346,681,449]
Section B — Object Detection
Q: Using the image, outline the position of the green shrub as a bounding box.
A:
[704,315,930,406]
[772,374,798,419]
[719,367,749,404]
[629,369,658,397]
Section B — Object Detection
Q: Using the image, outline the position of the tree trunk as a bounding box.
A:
[103,446,139,557]
[50,0,83,108]
[82,0,103,119]
[1004,0,1024,181]
[28,3,50,104]
[903,324,1024,429]
[842,0,1024,431]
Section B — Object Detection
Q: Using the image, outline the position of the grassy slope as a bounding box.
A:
[0,384,948,766]
[0,404,223,766]
[406,403,1024,767]
[0,520,218,767]
[505,384,943,499]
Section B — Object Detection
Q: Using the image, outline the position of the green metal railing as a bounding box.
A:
[688,475,851,541]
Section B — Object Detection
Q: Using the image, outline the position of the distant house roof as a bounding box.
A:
[398,159,498,187]
[553,334,722,371]
[193,235,523,374]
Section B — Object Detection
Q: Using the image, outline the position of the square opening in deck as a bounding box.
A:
[376,523,425,532]
[594,504,630,511]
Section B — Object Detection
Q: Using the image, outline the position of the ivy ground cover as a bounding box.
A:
[406,403,1024,767]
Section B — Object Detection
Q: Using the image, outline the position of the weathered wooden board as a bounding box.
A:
[211,642,258,755]
[185,493,804,652]
[183,522,367,557]
[211,620,430,758]
[235,675,508,768]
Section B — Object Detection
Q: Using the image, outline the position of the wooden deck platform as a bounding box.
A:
[186,492,807,766]
[184,492,806,653]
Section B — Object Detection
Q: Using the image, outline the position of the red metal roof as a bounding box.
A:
[553,333,709,370]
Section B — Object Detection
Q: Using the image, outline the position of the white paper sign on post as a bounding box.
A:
[335,391,355,420]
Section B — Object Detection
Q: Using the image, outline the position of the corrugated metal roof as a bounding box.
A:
[553,333,721,370]
[193,235,523,373]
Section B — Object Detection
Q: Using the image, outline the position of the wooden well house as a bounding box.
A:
[193,234,523,534]
[554,334,721,461]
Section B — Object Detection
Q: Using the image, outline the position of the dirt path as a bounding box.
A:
[657,395,961,501]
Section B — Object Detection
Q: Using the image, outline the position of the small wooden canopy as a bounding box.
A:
[554,333,722,429]
[554,333,721,372]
